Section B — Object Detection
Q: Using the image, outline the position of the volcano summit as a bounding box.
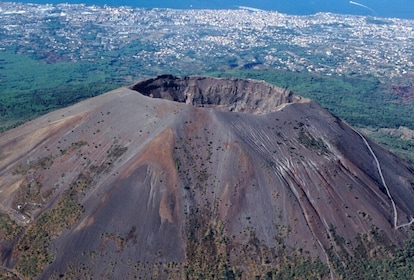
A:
[0,75,414,279]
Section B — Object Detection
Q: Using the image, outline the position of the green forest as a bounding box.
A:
[0,51,123,130]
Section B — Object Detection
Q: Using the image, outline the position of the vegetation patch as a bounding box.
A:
[12,154,54,176]
[60,140,88,155]
[185,208,231,279]
[99,226,137,253]
[298,131,329,156]
[329,225,414,279]
[15,188,84,279]
[12,181,44,213]
[106,143,128,161]
[183,204,330,279]
[0,268,21,280]
[0,212,22,240]
[365,129,414,168]
[13,140,128,279]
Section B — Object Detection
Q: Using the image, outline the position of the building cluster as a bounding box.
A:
[1,2,413,79]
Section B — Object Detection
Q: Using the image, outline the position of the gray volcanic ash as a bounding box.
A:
[0,75,413,279]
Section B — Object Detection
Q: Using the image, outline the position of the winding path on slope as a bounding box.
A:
[350,124,414,230]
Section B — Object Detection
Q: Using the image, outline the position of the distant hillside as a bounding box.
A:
[1,76,414,279]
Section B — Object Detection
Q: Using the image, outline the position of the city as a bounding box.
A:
[0,2,413,82]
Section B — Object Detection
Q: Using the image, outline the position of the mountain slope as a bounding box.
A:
[0,75,414,279]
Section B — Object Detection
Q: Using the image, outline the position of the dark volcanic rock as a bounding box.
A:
[0,75,414,279]
[131,74,304,114]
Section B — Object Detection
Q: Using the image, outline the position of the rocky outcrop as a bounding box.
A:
[131,75,306,114]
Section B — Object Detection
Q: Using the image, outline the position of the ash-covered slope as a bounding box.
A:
[0,75,414,279]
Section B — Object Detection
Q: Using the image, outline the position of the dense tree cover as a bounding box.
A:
[325,227,414,280]
[0,51,119,131]
[366,131,414,167]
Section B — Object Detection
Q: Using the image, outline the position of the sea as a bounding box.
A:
[11,0,414,19]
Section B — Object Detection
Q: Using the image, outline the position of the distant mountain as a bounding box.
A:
[13,0,414,18]
[1,76,414,279]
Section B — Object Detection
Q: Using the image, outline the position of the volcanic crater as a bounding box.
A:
[131,74,306,114]
[0,75,414,279]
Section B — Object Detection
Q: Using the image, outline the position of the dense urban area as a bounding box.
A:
[1,2,413,81]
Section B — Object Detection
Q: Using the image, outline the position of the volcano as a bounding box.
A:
[0,75,414,279]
